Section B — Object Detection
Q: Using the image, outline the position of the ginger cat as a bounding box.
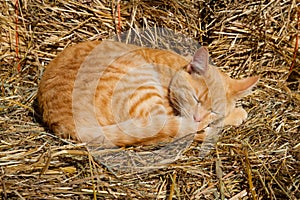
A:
[37,40,258,147]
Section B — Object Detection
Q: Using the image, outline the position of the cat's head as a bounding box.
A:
[170,46,259,126]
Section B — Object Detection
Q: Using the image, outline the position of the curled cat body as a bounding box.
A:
[37,40,258,147]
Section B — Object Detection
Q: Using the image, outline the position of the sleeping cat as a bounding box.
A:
[37,40,258,147]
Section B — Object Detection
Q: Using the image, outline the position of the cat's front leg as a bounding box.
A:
[224,107,248,126]
[194,107,248,142]
[193,112,220,142]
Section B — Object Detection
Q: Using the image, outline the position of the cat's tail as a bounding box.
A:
[75,115,199,148]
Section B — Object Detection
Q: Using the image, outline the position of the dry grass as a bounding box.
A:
[1,0,299,199]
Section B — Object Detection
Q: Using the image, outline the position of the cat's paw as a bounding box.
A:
[194,132,205,142]
[196,112,219,131]
[194,126,219,142]
[224,107,248,126]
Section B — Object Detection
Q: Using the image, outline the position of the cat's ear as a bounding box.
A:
[231,76,259,98]
[186,47,209,75]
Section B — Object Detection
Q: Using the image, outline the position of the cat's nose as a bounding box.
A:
[194,103,209,122]
[193,106,210,122]
[193,114,202,122]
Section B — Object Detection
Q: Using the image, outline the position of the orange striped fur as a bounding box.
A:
[37,41,258,147]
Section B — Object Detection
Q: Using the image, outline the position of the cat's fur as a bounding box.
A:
[37,40,258,147]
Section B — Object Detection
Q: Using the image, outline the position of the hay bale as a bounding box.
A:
[0,0,299,199]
